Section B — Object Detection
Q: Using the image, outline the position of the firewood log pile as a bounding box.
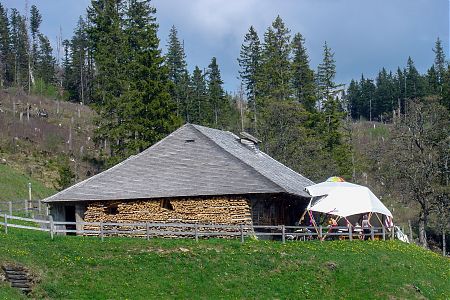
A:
[82,196,253,237]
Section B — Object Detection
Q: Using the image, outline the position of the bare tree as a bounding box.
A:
[385,97,449,248]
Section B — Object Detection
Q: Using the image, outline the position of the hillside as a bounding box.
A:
[0,164,54,202]
[0,89,100,190]
[0,229,448,299]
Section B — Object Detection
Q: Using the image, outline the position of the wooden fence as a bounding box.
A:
[0,200,49,217]
[0,213,394,243]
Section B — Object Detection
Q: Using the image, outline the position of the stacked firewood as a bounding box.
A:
[82,196,252,237]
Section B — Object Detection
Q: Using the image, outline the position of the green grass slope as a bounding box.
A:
[0,164,55,201]
[0,229,448,299]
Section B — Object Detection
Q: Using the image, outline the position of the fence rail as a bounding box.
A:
[0,213,395,243]
[0,200,49,217]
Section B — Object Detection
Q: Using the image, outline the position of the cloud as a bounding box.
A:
[2,0,449,91]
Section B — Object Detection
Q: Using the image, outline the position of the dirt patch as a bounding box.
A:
[324,261,337,271]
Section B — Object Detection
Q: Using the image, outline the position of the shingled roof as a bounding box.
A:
[44,124,314,203]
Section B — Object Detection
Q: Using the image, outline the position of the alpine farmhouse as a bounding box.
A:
[43,124,314,234]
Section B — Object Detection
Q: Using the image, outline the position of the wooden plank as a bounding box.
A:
[5,215,50,224]
[7,223,49,232]
[253,232,282,236]
[252,225,281,229]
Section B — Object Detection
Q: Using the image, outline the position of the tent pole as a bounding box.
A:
[298,209,308,225]
[321,215,340,241]
[308,210,319,239]
[344,217,354,227]
[375,213,383,226]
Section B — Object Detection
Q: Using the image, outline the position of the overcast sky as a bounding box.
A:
[3,0,449,91]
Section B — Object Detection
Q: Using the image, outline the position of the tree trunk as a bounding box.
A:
[418,210,428,248]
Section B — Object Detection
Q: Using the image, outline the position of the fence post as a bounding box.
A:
[194,224,198,242]
[370,227,374,241]
[45,205,49,217]
[281,225,286,243]
[349,225,353,241]
[29,183,35,218]
[49,215,54,239]
[319,225,323,240]
[4,214,7,234]
[38,200,42,214]
[24,200,28,216]
[146,222,150,241]
[8,201,12,216]
[100,222,104,242]
[391,227,394,240]
[443,228,446,257]
[382,226,386,241]
[408,220,413,242]
[240,224,244,243]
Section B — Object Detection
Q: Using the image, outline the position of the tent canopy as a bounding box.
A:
[305,181,393,218]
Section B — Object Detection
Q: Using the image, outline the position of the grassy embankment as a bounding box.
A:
[0,164,55,202]
[0,228,448,299]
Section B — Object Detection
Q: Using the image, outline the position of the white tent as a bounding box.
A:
[305,181,393,218]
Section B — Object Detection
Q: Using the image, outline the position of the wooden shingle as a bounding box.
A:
[43,124,314,203]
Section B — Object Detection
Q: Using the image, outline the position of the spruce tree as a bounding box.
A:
[395,67,406,113]
[238,26,261,129]
[88,0,128,158]
[316,41,337,106]
[190,66,209,125]
[0,3,12,87]
[427,65,439,95]
[10,9,29,89]
[259,16,292,102]
[30,5,42,41]
[441,65,450,110]
[122,0,180,157]
[291,32,316,111]
[166,25,188,118]
[374,68,396,120]
[207,57,226,127]
[62,39,73,96]
[36,33,55,84]
[347,79,361,119]
[178,70,192,122]
[360,76,376,120]
[65,16,90,103]
[433,37,446,89]
[30,5,42,72]
[406,57,418,98]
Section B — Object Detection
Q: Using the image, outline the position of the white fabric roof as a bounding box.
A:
[305,182,393,218]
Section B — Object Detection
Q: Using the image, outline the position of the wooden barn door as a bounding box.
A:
[65,205,76,235]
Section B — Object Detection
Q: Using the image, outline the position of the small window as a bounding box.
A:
[107,205,119,215]
[160,199,174,210]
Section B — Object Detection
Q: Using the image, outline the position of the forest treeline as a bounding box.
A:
[0,0,448,249]
[0,3,54,93]
[347,39,450,121]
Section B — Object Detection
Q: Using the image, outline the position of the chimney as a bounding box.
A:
[239,132,261,152]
